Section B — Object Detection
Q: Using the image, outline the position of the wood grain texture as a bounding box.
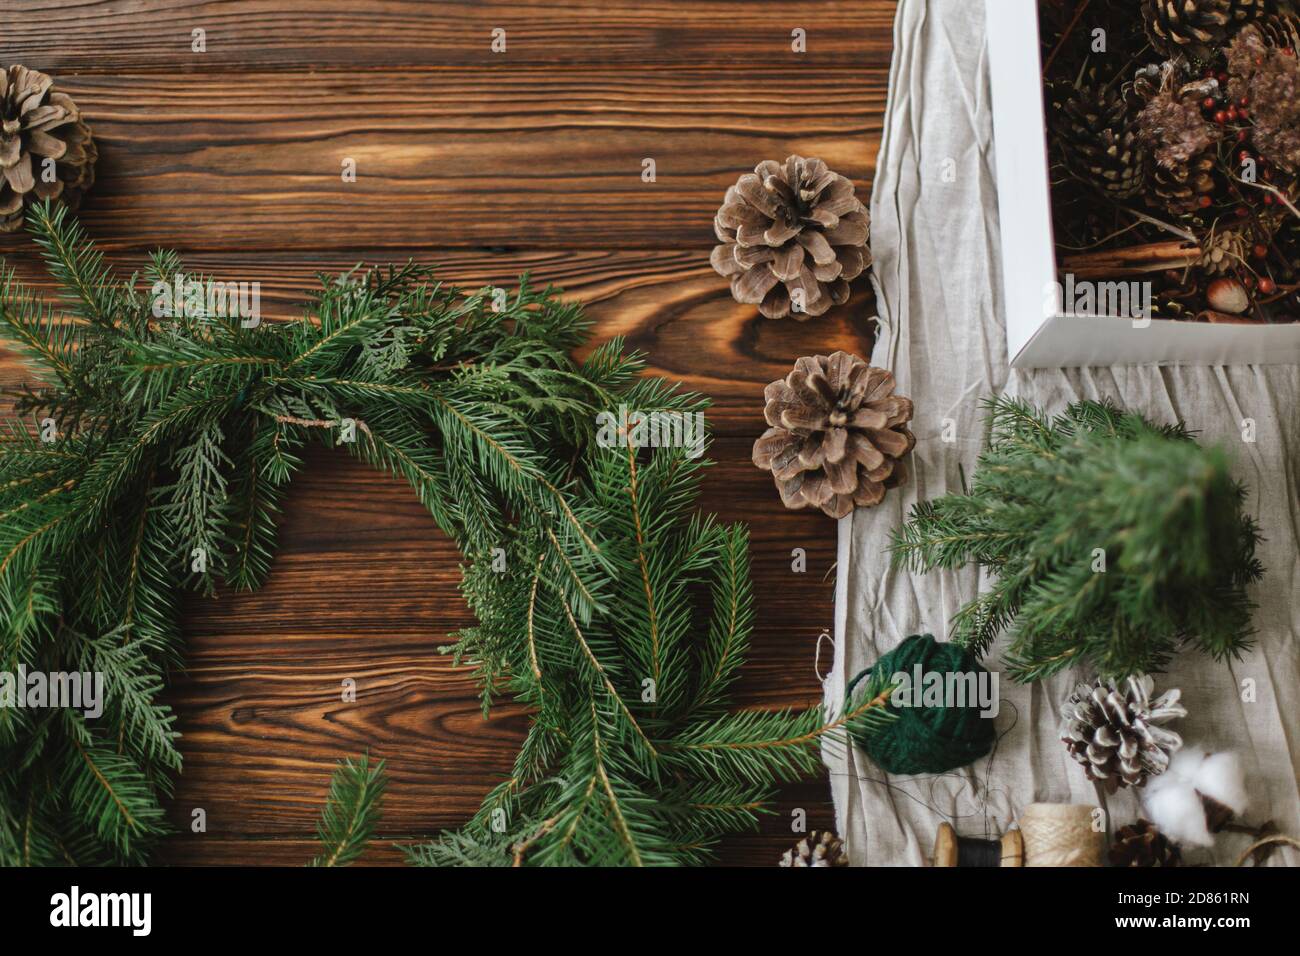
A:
[0,69,884,251]
[0,1,895,72]
[0,0,896,866]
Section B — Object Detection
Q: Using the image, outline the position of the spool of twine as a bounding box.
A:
[1019,803,1103,867]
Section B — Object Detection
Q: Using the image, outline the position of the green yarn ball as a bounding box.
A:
[846,633,996,775]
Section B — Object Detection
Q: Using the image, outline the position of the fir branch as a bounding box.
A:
[309,755,387,868]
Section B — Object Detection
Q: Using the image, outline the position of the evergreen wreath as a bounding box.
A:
[0,203,893,866]
[891,397,1264,683]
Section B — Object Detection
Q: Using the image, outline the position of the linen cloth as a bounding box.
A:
[826,0,1300,866]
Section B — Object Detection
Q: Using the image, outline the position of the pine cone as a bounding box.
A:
[1110,820,1183,866]
[1199,227,1252,273]
[1049,76,1150,200]
[0,65,97,233]
[779,831,848,867]
[1061,676,1187,792]
[711,156,870,320]
[1152,152,1218,215]
[1143,0,1268,60]
[753,352,914,519]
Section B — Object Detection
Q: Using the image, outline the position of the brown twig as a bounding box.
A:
[1043,0,1092,77]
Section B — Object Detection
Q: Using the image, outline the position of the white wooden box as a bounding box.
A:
[985,0,1300,368]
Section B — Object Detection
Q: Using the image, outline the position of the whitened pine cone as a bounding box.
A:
[710,155,870,320]
[779,831,848,867]
[1062,676,1187,791]
[1,65,97,232]
[753,352,914,519]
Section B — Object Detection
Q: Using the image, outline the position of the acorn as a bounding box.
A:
[1206,277,1251,314]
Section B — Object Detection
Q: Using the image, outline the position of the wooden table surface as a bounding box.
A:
[0,0,894,866]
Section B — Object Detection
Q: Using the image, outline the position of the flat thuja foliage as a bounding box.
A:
[0,203,890,867]
[891,397,1264,682]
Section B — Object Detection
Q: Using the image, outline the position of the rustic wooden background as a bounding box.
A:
[0,0,894,866]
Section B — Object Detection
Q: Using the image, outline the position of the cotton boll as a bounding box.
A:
[1193,751,1248,817]
[1140,746,1249,849]
[1142,778,1214,847]
[1162,747,1207,783]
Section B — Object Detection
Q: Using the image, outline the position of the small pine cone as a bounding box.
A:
[753,352,914,520]
[1199,228,1252,273]
[1061,676,1187,792]
[1143,0,1269,61]
[1150,152,1218,215]
[711,155,870,321]
[0,65,97,233]
[779,831,848,867]
[1110,820,1183,867]
[1048,76,1150,200]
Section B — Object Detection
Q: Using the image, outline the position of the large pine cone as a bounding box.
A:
[1,65,97,232]
[1061,676,1187,792]
[1049,76,1150,200]
[1110,820,1183,867]
[711,156,870,321]
[753,352,914,519]
[779,831,848,867]
[1143,0,1269,60]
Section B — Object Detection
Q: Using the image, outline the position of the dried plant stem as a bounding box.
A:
[1043,0,1092,77]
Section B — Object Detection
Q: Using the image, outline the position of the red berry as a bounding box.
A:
[1239,96,1249,107]
[1199,195,1213,208]
[1215,110,1229,123]
[1237,207,1251,218]
[1259,277,1277,295]
[1218,72,1229,85]
[1237,106,1249,119]
[1254,244,1269,258]
[1264,194,1275,205]
[1203,96,1217,109]
[1238,129,1250,142]
[1239,149,1252,162]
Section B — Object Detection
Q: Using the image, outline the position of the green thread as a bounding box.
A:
[846,634,995,775]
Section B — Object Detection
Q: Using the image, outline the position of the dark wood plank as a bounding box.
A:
[0,69,882,251]
[0,249,878,436]
[0,1,895,72]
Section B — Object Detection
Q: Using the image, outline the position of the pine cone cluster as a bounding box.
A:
[1,65,97,233]
[1143,0,1268,60]
[1048,75,1150,200]
[711,156,870,320]
[779,831,848,867]
[753,352,914,519]
[1061,676,1187,791]
[1110,820,1182,866]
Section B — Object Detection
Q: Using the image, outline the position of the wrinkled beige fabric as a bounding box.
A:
[827,0,1300,867]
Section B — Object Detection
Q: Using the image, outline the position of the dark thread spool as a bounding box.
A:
[933,822,1024,867]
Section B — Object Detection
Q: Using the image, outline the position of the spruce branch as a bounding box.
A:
[891,398,1264,680]
[309,755,387,868]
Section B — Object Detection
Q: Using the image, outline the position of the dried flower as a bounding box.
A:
[1138,84,1219,169]
[1227,25,1300,173]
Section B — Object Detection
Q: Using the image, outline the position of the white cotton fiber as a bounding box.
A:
[1193,751,1248,815]
[1140,747,1248,849]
